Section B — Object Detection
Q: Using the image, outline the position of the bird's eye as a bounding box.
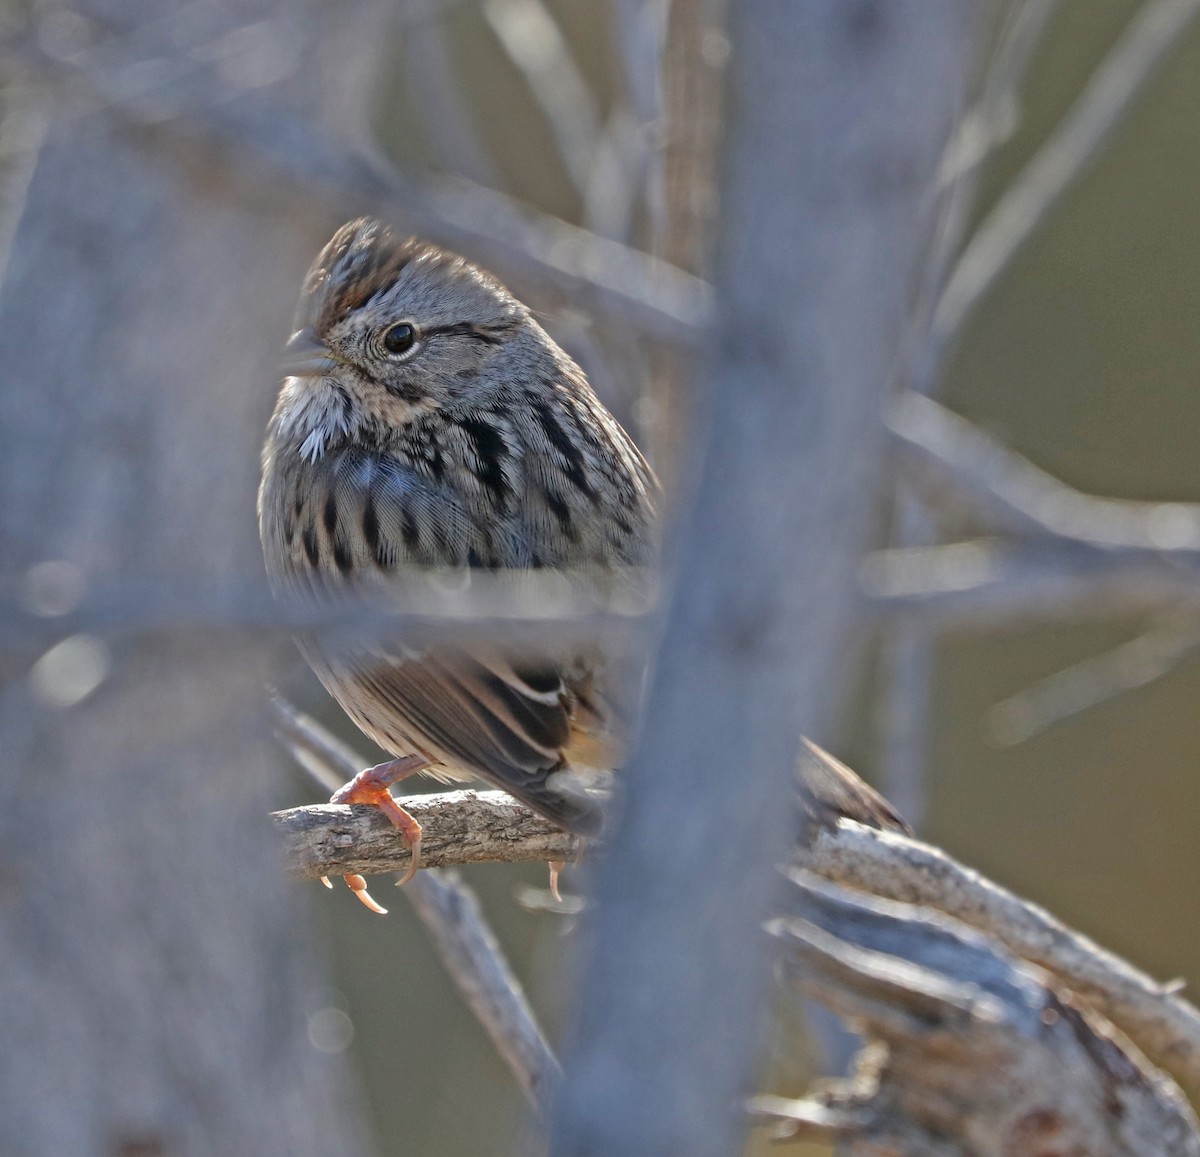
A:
[381,322,417,355]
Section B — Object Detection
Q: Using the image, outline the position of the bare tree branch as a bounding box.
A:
[877,0,1058,826]
[867,392,1200,628]
[550,7,978,1156]
[275,792,578,879]
[402,871,563,1116]
[274,752,1200,1109]
[985,608,1200,744]
[1,567,656,655]
[482,0,602,198]
[891,391,1200,551]
[864,539,1200,627]
[805,820,1200,1096]
[756,873,1200,1156]
[399,3,502,188]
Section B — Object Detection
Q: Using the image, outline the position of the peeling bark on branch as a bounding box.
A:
[805,820,1200,1097]
[757,874,1200,1156]
[274,790,579,880]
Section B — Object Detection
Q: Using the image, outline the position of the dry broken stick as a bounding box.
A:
[804,818,1200,1100]
[754,872,1200,1156]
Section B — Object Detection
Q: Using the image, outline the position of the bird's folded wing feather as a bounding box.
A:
[340,642,609,831]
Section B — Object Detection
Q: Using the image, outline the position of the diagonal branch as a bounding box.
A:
[889,390,1200,552]
[757,873,1200,1155]
[5,23,708,347]
[272,749,1200,1104]
[806,819,1200,1096]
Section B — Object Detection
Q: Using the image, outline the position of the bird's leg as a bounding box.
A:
[325,754,428,912]
[548,861,565,904]
[547,836,586,903]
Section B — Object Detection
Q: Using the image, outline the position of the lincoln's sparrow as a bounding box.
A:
[260,218,905,911]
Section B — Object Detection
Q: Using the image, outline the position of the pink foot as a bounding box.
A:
[329,755,427,912]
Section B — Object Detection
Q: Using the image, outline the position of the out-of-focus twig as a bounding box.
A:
[270,697,562,1115]
[934,0,1059,194]
[611,0,667,247]
[3,22,709,348]
[862,539,1200,628]
[933,0,1200,343]
[1,567,656,654]
[482,0,600,196]
[877,0,1058,823]
[891,391,1200,551]
[551,9,977,1156]
[986,609,1200,745]
[398,2,501,188]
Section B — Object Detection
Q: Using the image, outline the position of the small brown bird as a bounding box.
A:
[260,218,906,911]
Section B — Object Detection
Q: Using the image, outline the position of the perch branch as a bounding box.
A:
[273,704,1200,1113]
[274,791,578,879]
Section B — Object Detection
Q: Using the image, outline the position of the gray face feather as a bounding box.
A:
[293,219,531,415]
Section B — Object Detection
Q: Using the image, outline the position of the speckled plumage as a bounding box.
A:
[259,219,657,834]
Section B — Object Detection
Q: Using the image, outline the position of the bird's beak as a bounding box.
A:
[281,327,340,378]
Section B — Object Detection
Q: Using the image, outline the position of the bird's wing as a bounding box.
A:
[338,642,603,834]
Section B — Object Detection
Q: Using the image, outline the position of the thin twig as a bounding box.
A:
[862,539,1200,627]
[1,569,655,654]
[985,608,1200,745]
[482,0,601,196]
[878,0,1057,829]
[270,698,562,1114]
[399,3,502,188]
[933,0,1200,343]
[890,390,1200,551]
[610,0,667,247]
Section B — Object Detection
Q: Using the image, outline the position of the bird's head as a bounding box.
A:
[276,219,540,457]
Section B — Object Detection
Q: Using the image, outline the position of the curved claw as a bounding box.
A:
[394,834,423,887]
[344,873,388,915]
[548,860,564,904]
[325,756,427,909]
